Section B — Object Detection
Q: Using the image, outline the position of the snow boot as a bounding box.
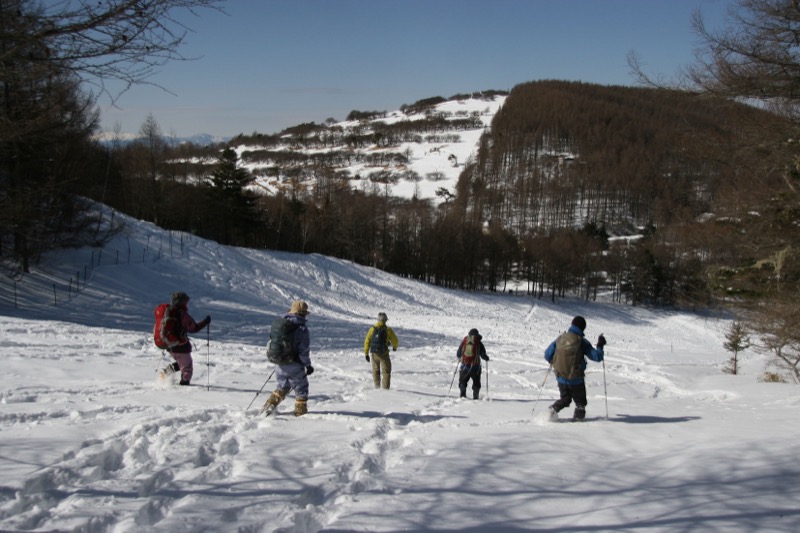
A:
[179,379,190,386]
[572,406,586,421]
[294,397,308,417]
[548,406,559,421]
[261,389,287,416]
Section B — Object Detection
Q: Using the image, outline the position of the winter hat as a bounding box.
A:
[377,312,388,322]
[468,328,480,337]
[289,300,309,316]
[171,291,189,306]
[571,315,587,332]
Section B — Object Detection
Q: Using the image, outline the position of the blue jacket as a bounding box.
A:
[544,325,603,385]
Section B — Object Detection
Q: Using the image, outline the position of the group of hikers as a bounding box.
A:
[158,293,606,420]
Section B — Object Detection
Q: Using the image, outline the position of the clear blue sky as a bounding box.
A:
[98,0,731,138]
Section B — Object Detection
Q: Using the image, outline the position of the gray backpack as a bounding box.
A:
[552,332,584,380]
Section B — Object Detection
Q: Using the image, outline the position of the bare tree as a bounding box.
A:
[1,0,225,105]
[0,0,223,274]
[750,298,800,383]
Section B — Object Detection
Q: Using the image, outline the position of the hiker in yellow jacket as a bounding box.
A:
[363,312,399,389]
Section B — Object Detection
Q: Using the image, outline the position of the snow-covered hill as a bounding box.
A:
[1,209,799,532]
[232,94,508,202]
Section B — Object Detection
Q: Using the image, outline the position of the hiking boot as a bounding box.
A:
[259,389,287,417]
[265,389,287,409]
[294,398,308,417]
[572,407,586,421]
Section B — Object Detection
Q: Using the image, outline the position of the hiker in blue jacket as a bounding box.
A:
[263,300,313,416]
[456,328,490,399]
[544,316,605,421]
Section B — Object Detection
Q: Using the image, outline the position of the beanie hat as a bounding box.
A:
[171,291,189,306]
[571,316,587,331]
[468,328,480,336]
[378,312,388,322]
[289,300,309,316]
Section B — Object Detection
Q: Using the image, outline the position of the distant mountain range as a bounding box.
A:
[93,131,229,146]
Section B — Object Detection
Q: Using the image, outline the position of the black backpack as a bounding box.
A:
[369,325,388,354]
[266,317,300,364]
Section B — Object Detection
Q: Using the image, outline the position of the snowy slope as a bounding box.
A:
[233,95,507,203]
[1,209,799,532]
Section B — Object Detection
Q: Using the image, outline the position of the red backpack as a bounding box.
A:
[461,335,480,366]
[153,303,185,349]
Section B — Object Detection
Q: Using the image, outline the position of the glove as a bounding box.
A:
[597,334,607,348]
[392,347,396,352]
[204,315,211,325]
[305,365,314,375]
[365,355,370,362]
[485,355,490,361]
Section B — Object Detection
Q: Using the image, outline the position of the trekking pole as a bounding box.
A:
[448,360,459,392]
[245,369,275,411]
[602,353,609,420]
[530,365,552,415]
[485,359,489,400]
[206,324,211,391]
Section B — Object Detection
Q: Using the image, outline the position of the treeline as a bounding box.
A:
[93,81,795,308]
[5,73,797,311]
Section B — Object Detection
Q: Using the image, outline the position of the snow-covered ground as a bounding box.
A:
[1,211,799,532]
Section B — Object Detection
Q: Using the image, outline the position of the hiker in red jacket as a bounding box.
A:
[456,328,490,399]
[162,291,210,385]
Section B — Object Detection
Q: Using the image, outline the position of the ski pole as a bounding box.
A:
[485,359,489,400]
[602,354,609,420]
[206,323,211,391]
[448,359,460,392]
[530,365,552,415]
[245,369,275,411]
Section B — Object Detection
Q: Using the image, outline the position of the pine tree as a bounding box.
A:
[723,321,750,375]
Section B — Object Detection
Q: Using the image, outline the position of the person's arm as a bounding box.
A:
[363,327,374,354]
[544,339,557,364]
[297,326,312,366]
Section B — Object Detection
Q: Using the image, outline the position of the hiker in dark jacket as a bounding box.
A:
[363,312,399,389]
[456,328,490,399]
[263,300,313,416]
[162,291,210,386]
[544,316,605,420]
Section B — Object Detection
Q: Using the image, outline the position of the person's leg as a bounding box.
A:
[550,382,573,412]
[458,367,469,397]
[371,356,381,388]
[381,352,392,389]
[471,367,482,399]
[571,384,588,420]
[172,352,193,385]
